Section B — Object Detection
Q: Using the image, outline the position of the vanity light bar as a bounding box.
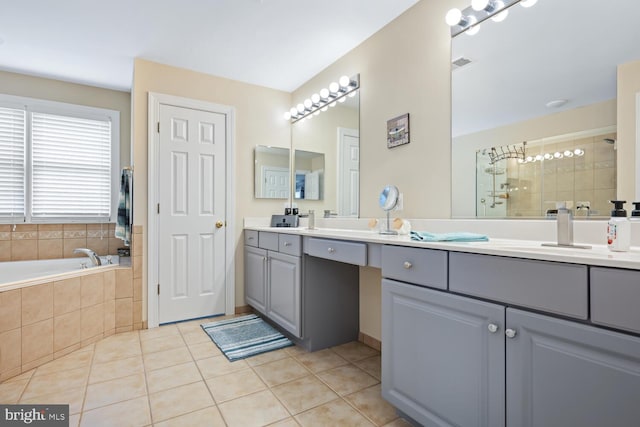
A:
[284,74,360,123]
[446,0,536,37]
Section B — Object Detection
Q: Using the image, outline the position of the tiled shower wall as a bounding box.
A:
[506,132,617,217]
[0,223,124,262]
[0,226,144,381]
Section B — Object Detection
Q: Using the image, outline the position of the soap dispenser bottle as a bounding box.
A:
[607,200,630,252]
[630,202,640,221]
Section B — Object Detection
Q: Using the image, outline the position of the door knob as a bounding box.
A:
[215,220,224,229]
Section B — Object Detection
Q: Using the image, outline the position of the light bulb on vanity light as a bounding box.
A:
[445,8,466,27]
[348,90,357,97]
[311,93,320,104]
[283,111,291,120]
[304,99,312,109]
[564,150,574,158]
[338,97,346,103]
[465,16,480,35]
[297,103,305,114]
[339,75,350,88]
[289,107,298,117]
[472,0,494,12]
[520,0,538,7]
[319,88,330,100]
[491,1,509,22]
[329,82,340,94]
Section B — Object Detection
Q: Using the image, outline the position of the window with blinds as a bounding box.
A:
[0,107,26,219]
[32,113,112,219]
[0,95,119,223]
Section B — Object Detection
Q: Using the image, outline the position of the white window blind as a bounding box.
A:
[31,112,112,219]
[0,106,26,219]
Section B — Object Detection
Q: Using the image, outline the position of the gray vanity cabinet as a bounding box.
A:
[244,245,267,314]
[507,308,640,427]
[267,250,301,337]
[382,279,506,427]
[244,231,301,338]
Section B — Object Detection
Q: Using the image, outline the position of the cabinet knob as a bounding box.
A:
[505,328,517,339]
[403,261,412,269]
[328,247,335,253]
[283,242,292,247]
[487,323,499,333]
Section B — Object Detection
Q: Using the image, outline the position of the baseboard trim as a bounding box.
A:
[235,305,253,314]
[358,332,381,351]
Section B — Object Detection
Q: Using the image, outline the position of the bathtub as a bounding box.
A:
[0,256,119,290]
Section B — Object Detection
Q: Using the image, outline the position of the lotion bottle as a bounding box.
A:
[607,200,630,252]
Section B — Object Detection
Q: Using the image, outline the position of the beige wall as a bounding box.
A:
[618,60,640,203]
[292,0,456,340]
[0,70,131,168]
[131,59,292,314]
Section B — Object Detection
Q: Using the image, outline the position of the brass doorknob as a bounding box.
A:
[215,220,224,229]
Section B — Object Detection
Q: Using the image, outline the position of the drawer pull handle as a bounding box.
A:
[403,261,412,269]
[328,247,336,253]
[505,329,517,339]
[487,323,499,333]
[248,236,254,240]
[283,242,292,247]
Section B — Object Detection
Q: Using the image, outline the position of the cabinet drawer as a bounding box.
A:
[449,252,588,319]
[591,267,640,333]
[279,234,301,256]
[258,231,279,251]
[244,230,259,247]
[381,245,448,290]
[304,237,367,266]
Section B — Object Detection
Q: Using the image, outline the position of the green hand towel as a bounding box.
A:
[410,231,489,242]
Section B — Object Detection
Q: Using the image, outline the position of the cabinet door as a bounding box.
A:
[382,279,505,427]
[507,308,640,427]
[268,251,301,338]
[244,246,267,314]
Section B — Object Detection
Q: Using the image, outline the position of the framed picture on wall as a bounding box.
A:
[387,113,410,148]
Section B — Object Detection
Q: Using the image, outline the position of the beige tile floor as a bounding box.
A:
[0,316,413,427]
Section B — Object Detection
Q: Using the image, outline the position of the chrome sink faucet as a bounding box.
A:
[73,248,102,266]
[556,204,573,246]
[542,202,591,249]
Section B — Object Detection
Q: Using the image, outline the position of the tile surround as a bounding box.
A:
[1,223,124,261]
[0,265,137,381]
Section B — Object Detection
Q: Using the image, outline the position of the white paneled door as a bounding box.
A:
[158,104,226,323]
[338,128,359,217]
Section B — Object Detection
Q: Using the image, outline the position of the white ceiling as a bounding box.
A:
[452,0,640,137]
[0,0,419,92]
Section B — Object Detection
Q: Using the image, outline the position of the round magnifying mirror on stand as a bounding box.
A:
[379,185,399,235]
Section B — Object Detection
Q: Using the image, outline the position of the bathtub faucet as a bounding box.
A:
[73,248,102,266]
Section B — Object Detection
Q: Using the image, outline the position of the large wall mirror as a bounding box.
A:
[291,92,360,216]
[254,145,290,199]
[451,0,640,218]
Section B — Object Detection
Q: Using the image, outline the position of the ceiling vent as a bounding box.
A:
[452,56,472,70]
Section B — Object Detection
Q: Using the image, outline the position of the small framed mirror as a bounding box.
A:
[254,146,290,199]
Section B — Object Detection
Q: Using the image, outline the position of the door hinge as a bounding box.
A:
[157,122,160,133]
[157,203,160,214]
[157,284,160,295]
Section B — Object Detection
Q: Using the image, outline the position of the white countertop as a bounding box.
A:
[245,225,640,270]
